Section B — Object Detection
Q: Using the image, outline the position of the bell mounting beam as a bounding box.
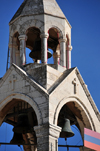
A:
[58,145,84,148]
[0,142,37,146]
[4,107,33,121]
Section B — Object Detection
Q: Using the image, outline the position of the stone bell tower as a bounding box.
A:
[9,0,72,69]
[0,0,100,151]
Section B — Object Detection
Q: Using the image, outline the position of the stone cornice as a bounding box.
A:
[9,13,71,28]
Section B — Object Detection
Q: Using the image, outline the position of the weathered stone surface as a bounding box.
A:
[1,0,100,151]
[10,0,66,23]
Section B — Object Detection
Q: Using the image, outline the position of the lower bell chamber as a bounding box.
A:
[13,113,32,134]
[60,118,75,139]
[10,132,25,145]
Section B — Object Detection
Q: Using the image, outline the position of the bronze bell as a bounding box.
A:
[29,39,52,61]
[60,118,74,139]
[10,132,25,146]
[13,113,32,134]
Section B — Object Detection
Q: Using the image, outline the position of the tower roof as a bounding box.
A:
[10,0,66,23]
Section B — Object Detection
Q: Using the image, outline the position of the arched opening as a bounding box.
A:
[48,27,60,65]
[47,49,54,64]
[26,47,34,64]
[56,101,93,150]
[9,32,20,66]
[0,99,38,150]
[26,27,41,64]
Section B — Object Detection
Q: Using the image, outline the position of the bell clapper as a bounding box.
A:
[65,139,69,151]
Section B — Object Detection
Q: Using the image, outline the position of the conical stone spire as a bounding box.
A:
[10,0,66,23]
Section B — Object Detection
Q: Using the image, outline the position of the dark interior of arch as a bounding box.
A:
[48,28,59,52]
[0,99,38,145]
[12,27,60,64]
[57,102,83,133]
[1,99,38,127]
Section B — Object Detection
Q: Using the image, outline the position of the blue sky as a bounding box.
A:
[0,0,100,151]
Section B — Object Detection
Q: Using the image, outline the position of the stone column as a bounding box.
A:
[34,123,61,151]
[40,33,49,64]
[53,44,60,66]
[18,35,27,66]
[9,43,13,66]
[15,50,20,66]
[59,38,66,67]
[66,45,72,69]
[9,38,18,65]
[53,51,60,66]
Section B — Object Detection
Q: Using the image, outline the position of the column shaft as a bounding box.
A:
[9,43,13,66]
[19,35,27,66]
[67,45,72,69]
[59,39,66,67]
[40,33,48,64]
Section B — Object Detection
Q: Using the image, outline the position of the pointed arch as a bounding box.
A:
[53,96,96,130]
[0,93,43,126]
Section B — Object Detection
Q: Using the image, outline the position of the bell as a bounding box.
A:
[60,118,74,139]
[10,132,25,145]
[29,39,52,60]
[13,113,32,134]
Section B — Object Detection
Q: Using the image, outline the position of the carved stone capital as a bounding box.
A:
[34,123,61,139]
[34,123,61,151]
[40,33,49,39]
[49,124,61,139]
[59,38,67,43]
[18,35,27,41]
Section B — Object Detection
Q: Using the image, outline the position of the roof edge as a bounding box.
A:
[0,64,49,97]
[48,67,76,94]
[75,67,100,121]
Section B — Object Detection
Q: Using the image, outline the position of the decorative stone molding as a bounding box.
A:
[34,123,61,141]
[49,123,61,138]
[40,33,49,39]
[18,35,27,41]
[59,38,67,43]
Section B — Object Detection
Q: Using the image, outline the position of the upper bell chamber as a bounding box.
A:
[8,0,72,70]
